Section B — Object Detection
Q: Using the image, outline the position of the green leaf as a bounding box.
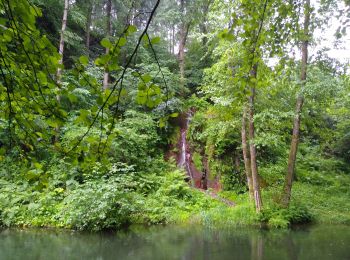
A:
[141,74,152,83]
[47,119,59,128]
[118,37,127,47]
[150,36,161,44]
[34,162,43,169]
[101,38,113,49]
[67,93,77,103]
[79,55,89,65]
[170,113,179,118]
[127,25,137,33]
[136,92,147,104]
[96,95,104,105]
[108,60,120,71]
[95,54,110,66]
[37,74,47,87]
[159,118,167,128]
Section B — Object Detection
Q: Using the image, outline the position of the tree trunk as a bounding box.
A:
[248,65,262,212]
[103,0,112,90]
[54,0,69,143]
[199,0,210,46]
[168,27,171,53]
[282,0,310,207]
[178,24,189,84]
[85,1,93,52]
[56,0,69,85]
[199,23,208,46]
[234,152,240,172]
[242,106,254,199]
[178,0,189,87]
[201,155,208,190]
[172,24,175,55]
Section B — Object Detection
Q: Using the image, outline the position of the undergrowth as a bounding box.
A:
[1,158,349,230]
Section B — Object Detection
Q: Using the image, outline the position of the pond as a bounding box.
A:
[0,225,349,260]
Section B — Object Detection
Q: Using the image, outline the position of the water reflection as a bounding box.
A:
[0,225,349,260]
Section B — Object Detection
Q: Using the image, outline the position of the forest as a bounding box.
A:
[0,0,350,237]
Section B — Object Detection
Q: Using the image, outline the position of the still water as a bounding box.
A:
[0,225,349,260]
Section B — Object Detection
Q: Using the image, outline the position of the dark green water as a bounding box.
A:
[0,225,349,260]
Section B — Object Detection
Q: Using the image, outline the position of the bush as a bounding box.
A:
[259,203,313,228]
[0,179,63,227]
[58,174,138,230]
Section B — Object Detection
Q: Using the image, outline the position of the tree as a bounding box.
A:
[237,0,270,212]
[56,0,70,84]
[247,65,263,212]
[103,0,112,90]
[281,0,311,207]
[85,0,94,51]
[178,0,190,87]
[242,106,254,199]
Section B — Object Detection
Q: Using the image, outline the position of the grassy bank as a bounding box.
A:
[1,165,349,230]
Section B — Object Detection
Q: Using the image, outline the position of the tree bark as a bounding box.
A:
[201,155,208,190]
[199,0,211,46]
[172,24,175,55]
[85,1,93,52]
[178,23,189,84]
[178,0,189,87]
[168,27,171,53]
[103,0,112,90]
[54,0,69,143]
[56,0,69,85]
[242,106,254,200]
[248,65,262,212]
[282,0,310,207]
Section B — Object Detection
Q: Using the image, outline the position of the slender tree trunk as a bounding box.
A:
[56,0,69,85]
[172,24,175,55]
[234,150,245,186]
[178,23,189,85]
[201,154,208,190]
[199,23,208,46]
[103,0,112,90]
[129,8,134,25]
[178,0,189,87]
[54,0,69,143]
[248,65,262,212]
[242,106,254,199]
[85,1,93,52]
[168,27,171,53]
[282,0,310,207]
[170,26,173,54]
[234,152,240,172]
[199,0,210,46]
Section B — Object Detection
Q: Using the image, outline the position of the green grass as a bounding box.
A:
[171,171,350,228]
[168,190,259,227]
[292,182,350,224]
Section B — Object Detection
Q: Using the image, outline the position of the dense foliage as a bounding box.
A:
[0,0,349,230]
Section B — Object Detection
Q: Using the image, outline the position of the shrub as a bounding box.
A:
[58,173,138,230]
[259,202,313,228]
